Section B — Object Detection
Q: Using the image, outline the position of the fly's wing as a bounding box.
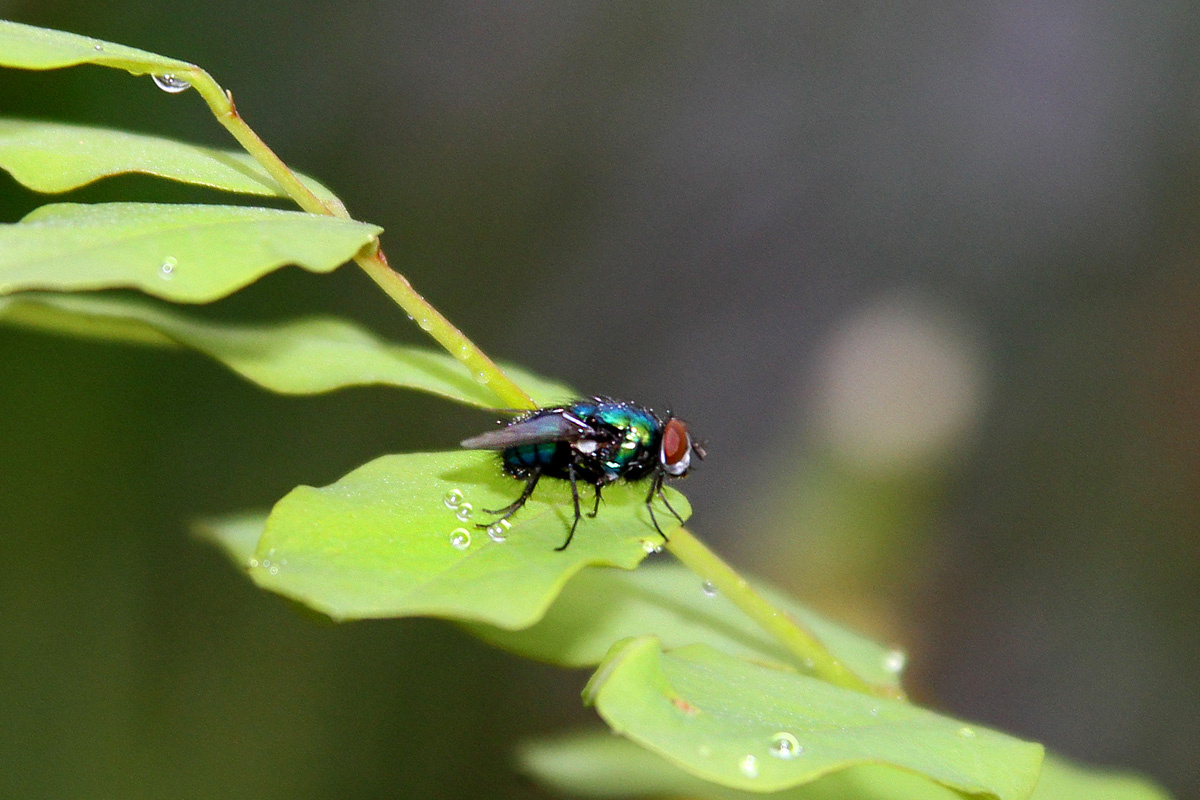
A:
[460,413,594,450]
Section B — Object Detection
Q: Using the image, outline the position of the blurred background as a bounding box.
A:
[1,2,1197,798]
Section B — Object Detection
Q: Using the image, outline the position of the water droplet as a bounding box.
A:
[152,74,192,93]
[455,503,473,522]
[883,649,906,674]
[768,732,803,760]
[640,540,664,554]
[260,559,271,568]
[450,529,471,550]
[248,558,260,568]
[159,256,177,279]
[474,372,490,384]
[738,754,759,778]
[701,580,718,597]
[417,317,433,331]
[92,42,104,51]
[443,489,464,509]
[957,726,976,739]
[268,565,279,575]
[405,313,414,321]
[457,343,470,358]
[869,706,880,717]
[486,520,511,543]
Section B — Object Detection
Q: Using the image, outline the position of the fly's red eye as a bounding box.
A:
[661,419,690,467]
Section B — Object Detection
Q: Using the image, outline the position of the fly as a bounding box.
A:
[460,398,704,550]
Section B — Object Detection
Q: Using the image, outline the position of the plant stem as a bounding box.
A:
[667,525,904,699]
[353,248,537,410]
[181,66,537,411]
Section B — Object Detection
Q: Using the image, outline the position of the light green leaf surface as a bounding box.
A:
[0,19,192,74]
[0,203,380,302]
[467,564,903,691]
[193,512,266,568]
[245,451,690,627]
[1027,753,1173,800]
[0,119,339,204]
[0,292,575,408]
[519,731,1171,800]
[583,638,1043,798]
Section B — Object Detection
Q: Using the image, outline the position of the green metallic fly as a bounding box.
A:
[461,398,703,550]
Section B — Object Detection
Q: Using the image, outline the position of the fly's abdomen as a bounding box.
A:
[502,441,561,475]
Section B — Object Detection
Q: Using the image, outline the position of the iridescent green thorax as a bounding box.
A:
[581,401,660,477]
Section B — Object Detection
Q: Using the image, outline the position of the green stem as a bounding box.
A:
[353,249,537,410]
[667,525,904,699]
[178,66,537,411]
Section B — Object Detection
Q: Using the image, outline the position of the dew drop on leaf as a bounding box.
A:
[455,503,473,522]
[450,529,471,550]
[486,521,510,543]
[738,754,759,778]
[883,649,906,674]
[152,74,192,93]
[768,732,803,760]
[700,580,718,597]
[957,726,976,739]
[159,256,178,279]
[443,489,464,509]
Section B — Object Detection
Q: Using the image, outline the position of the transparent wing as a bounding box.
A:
[460,412,594,450]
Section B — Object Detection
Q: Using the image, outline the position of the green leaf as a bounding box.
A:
[582,637,1043,798]
[192,512,267,569]
[467,564,903,691]
[247,451,690,627]
[0,19,192,75]
[519,732,1171,800]
[1028,754,1173,800]
[0,292,575,408]
[0,120,340,204]
[0,202,380,302]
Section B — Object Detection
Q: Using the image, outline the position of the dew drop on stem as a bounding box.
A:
[152,74,192,93]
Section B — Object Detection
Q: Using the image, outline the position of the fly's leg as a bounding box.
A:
[478,470,541,528]
[656,479,686,527]
[644,473,670,544]
[555,462,584,551]
[586,484,603,518]
[645,471,685,544]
